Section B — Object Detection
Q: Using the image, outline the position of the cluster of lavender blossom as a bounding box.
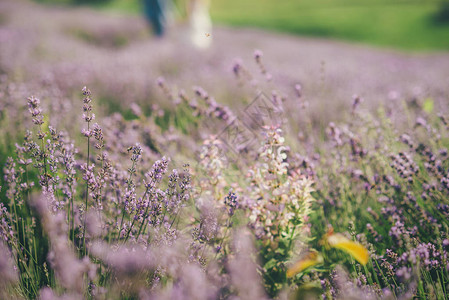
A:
[299,94,449,299]
[0,81,321,300]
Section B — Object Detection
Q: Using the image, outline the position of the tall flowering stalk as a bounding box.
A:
[245,126,315,295]
[247,126,314,241]
[91,123,108,212]
[134,156,169,241]
[81,86,94,255]
[27,96,48,188]
[58,133,78,243]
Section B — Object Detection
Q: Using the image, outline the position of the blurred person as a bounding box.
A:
[143,0,166,37]
[143,0,212,47]
[188,0,212,49]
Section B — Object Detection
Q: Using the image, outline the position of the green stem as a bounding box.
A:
[135,189,151,241]
[82,122,90,256]
[118,160,137,236]
[214,219,230,260]
[39,124,48,189]
[71,193,75,245]
[124,218,136,243]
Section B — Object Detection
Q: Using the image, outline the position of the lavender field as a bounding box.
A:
[2,0,449,299]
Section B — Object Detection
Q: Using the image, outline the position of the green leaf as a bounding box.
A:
[264,258,278,271]
[423,98,434,113]
[275,247,286,256]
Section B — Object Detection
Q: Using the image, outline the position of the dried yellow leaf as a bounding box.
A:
[286,250,323,278]
[327,233,369,265]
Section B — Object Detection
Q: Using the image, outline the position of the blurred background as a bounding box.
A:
[1,0,449,138]
[33,0,449,51]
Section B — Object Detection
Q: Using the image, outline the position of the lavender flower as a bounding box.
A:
[224,190,239,217]
[27,96,44,126]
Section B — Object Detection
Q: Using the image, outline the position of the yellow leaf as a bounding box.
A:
[287,250,323,278]
[326,233,369,265]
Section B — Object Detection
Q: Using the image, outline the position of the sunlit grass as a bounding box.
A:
[210,0,449,51]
